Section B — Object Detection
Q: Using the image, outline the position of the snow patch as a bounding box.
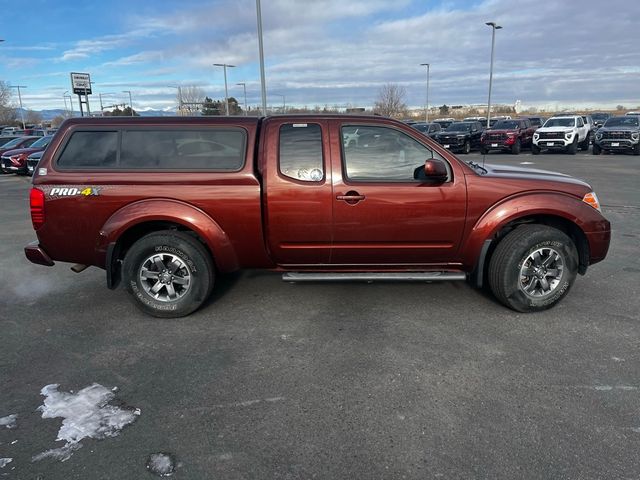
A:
[0,458,12,469]
[146,453,176,477]
[0,414,17,429]
[32,383,140,462]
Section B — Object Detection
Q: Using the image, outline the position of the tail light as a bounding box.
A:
[30,188,45,229]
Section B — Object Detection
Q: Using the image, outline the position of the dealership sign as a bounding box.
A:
[70,72,92,95]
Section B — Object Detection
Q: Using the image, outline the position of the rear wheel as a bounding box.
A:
[511,139,521,155]
[531,144,540,155]
[123,231,214,318]
[488,225,578,312]
[592,143,601,155]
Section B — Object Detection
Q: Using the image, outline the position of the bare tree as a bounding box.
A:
[179,86,206,115]
[0,81,17,124]
[373,83,407,118]
[51,115,66,128]
[25,110,43,125]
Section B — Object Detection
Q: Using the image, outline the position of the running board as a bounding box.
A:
[282,272,467,282]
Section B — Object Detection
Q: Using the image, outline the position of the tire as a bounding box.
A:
[123,230,215,318]
[634,143,640,156]
[511,139,521,155]
[567,138,578,155]
[580,134,590,151]
[488,225,578,312]
[592,143,601,155]
[531,144,540,155]
[462,140,471,154]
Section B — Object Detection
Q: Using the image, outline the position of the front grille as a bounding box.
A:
[601,131,632,140]
[487,133,506,141]
[538,132,565,140]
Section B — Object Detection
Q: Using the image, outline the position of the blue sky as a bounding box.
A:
[1,0,639,112]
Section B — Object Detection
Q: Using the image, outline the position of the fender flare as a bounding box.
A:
[97,198,239,276]
[462,191,599,273]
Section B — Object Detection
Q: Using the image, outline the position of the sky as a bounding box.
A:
[1,0,639,113]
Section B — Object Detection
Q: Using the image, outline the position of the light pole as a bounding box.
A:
[168,85,183,116]
[256,0,267,115]
[485,21,502,128]
[420,63,430,123]
[213,63,236,116]
[123,90,133,116]
[273,93,285,113]
[236,83,247,116]
[62,92,69,115]
[9,85,27,129]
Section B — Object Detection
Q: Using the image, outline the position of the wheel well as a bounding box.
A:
[107,221,214,289]
[488,215,590,274]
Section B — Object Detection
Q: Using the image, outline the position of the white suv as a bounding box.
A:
[532,116,590,154]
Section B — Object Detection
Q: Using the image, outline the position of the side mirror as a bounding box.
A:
[414,158,448,183]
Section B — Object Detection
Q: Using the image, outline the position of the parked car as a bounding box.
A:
[26,151,44,176]
[25,116,610,317]
[532,116,590,154]
[593,116,640,155]
[434,121,483,153]
[480,118,536,154]
[591,112,611,128]
[1,135,53,174]
[463,116,487,128]
[1,127,21,136]
[0,136,39,158]
[432,118,456,129]
[625,111,640,116]
[525,116,547,128]
[411,122,442,138]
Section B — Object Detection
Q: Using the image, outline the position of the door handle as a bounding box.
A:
[336,191,365,204]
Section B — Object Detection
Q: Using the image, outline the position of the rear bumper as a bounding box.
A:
[24,241,55,266]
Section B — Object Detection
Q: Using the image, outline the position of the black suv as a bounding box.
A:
[591,112,611,128]
[434,121,483,154]
[593,116,640,155]
[411,122,442,138]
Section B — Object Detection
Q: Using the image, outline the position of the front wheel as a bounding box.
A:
[567,138,578,155]
[488,225,578,312]
[634,143,640,156]
[123,231,214,318]
[511,139,521,155]
[462,140,471,154]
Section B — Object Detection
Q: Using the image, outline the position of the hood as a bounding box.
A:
[438,131,470,137]
[476,163,591,188]
[483,129,518,135]
[536,126,574,133]
[597,125,639,132]
[1,146,42,157]
[28,151,44,159]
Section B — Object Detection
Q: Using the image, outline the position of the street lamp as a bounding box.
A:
[236,83,247,116]
[168,85,183,116]
[256,0,267,115]
[122,90,133,116]
[485,21,502,128]
[9,85,27,129]
[63,91,74,116]
[420,63,430,123]
[273,93,285,113]
[213,63,236,116]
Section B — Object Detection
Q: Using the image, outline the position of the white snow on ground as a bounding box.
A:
[0,414,17,429]
[0,458,13,468]
[32,383,140,462]
[146,453,176,476]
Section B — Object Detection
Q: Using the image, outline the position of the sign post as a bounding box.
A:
[70,73,92,117]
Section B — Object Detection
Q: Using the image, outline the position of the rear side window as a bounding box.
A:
[57,131,118,168]
[279,123,324,182]
[121,129,245,170]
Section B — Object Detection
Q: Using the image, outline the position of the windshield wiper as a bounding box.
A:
[467,161,488,174]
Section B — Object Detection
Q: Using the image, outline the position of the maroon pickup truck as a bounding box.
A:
[25,116,610,317]
[480,118,536,154]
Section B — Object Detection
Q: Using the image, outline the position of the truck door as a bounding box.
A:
[329,121,467,266]
[262,119,333,266]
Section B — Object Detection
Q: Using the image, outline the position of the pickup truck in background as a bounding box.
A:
[480,118,536,154]
[532,115,591,154]
[25,116,610,318]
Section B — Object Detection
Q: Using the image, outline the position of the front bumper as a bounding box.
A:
[534,137,573,148]
[24,241,55,266]
[596,139,638,151]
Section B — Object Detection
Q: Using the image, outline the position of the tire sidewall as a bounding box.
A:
[124,233,212,317]
[503,235,578,312]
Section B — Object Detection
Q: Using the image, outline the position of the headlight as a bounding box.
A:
[596,133,602,140]
[582,192,601,213]
[565,131,573,138]
[632,133,639,141]
[533,133,539,140]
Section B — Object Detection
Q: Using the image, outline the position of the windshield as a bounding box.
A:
[543,118,575,128]
[492,120,519,129]
[31,136,53,148]
[1,137,26,148]
[604,116,639,127]
[413,124,429,132]
[591,113,609,121]
[445,123,471,132]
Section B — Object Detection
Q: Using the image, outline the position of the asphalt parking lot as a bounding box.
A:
[1,150,639,479]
